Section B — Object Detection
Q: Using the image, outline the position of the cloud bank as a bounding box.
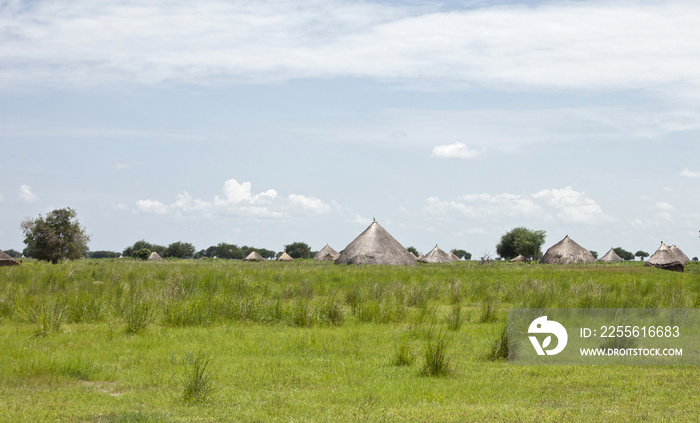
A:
[3,0,700,97]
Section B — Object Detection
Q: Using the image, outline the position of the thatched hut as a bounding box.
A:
[669,245,690,265]
[598,248,623,263]
[148,252,163,261]
[449,252,460,262]
[0,250,19,266]
[335,220,417,266]
[509,254,526,263]
[244,251,265,262]
[541,235,595,264]
[645,242,685,272]
[418,245,454,263]
[313,244,340,261]
[277,252,293,262]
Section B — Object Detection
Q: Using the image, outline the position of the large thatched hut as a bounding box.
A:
[277,252,293,262]
[335,220,417,266]
[598,248,623,263]
[148,252,163,261]
[645,242,685,272]
[418,245,454,263]
[669,245,690,265]
[313,244,340,262]
[0,250,19,266]
[244,251,265,262]
[541,235,595,264]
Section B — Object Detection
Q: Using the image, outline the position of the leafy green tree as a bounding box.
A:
[21,208,90,264]
[496,227,546,261]
[590,251,598,259]
[451,249,471,260]
[123,240,165,258]
[635,250,649,261]
[164,241,195,259]
[284,242,311,259]
[613,247,635,261]
[133,248,151,260]
[406,246,419,257]
[2,249,21,258]
[88,251,118,259]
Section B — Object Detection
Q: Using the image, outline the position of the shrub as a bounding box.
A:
[421,334,451,377]
[181,352,213,404]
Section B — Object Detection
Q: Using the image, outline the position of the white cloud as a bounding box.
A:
[427,186,612,225]
[19,185,38,202]
[136,199,168,215]
[430,142,483,159]
[352,214,373,225]
[3,1,700,98]
[680,168,700,178]
[653,201,675,211]
[134,178,333,219]
[532,186,613,224]
[288,194,331,214]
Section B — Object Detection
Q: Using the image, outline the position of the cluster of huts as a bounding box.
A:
[253,220,691,273]
[1,220,691,272]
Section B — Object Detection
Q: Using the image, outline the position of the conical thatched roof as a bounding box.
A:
[148,252,163,261]
[277,252,293,262]
[541,235,595,264]
[418,245,454,263]
[0,250,19,266]
[409,251,418,259]
[244,251,265,261]
[645,242,685,272]
[313,244,340,261]
[598,248,623,263]
[669,245,690,265]
[510,254,526,263]
[449,252,460,261]
[335,220,417,266]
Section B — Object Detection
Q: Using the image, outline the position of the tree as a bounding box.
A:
[590,251,598,259]
[495,227,546,261]
[2,249,21,258]
[284,242,311,259]
[635,250,649,261]
[406,246,420,257]
[134,248,151,260]
[123,240,165,258]
[164,241,195,259]
[613,247,635,261]
[88,251,118,259]
[21,207,90,264]
[451,249,471,260]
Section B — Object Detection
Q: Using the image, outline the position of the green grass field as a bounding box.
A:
[1,260,698,422]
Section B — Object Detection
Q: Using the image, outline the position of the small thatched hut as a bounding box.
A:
[313,244,340,262]
[598,248,623,263]
[418,245,454,263]
[277,252,293,262]
[0,250,19,266]
[244,251,265,262]
[645,242,685,272]
[669,245,690,265]
[335,220,417,266]
[148,252,163,261]
[509,254,526,263]
[541,235,595,264]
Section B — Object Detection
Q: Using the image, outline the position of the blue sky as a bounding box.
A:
[1,0,699,258]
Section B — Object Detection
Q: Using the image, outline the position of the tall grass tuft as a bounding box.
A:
[26,299,65,338]
[180,352,213,404]
[122,295,152,334]
[393,338,415,367]
[445,303,462,331]
[421,333,451,377]
[320,297,344,326]
[478,299,498,323]
[487,324,511,361]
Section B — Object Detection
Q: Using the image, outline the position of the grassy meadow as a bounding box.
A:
[0,259,698,422]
